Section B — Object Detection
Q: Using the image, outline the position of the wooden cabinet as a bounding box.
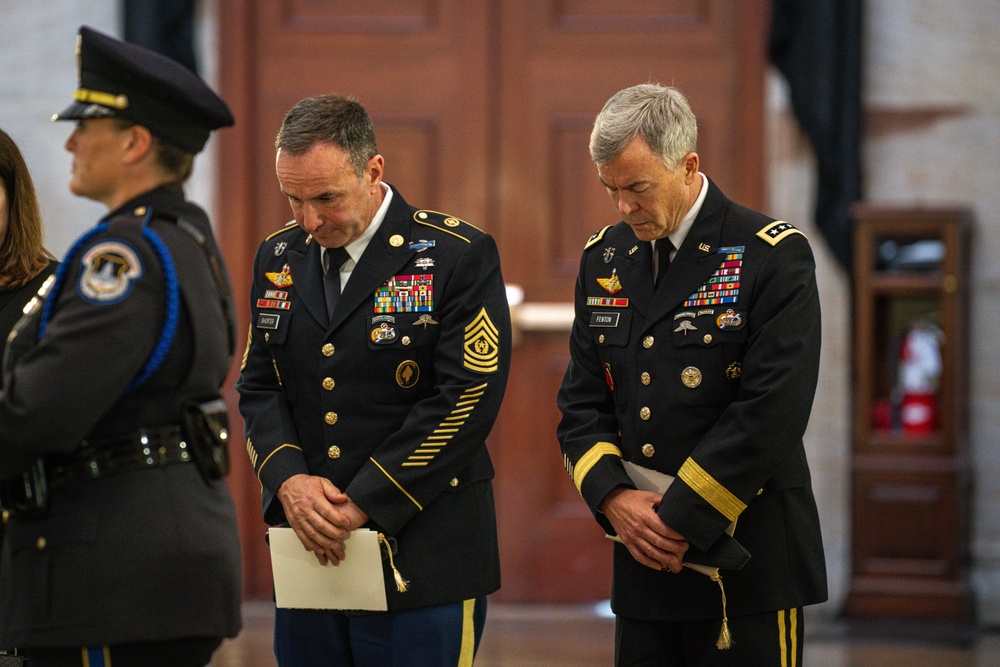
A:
[845,205,973,619]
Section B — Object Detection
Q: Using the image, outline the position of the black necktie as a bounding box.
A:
[323,247,350,321]
[654,239,673,287]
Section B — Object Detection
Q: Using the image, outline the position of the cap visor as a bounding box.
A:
[52,101,117,121]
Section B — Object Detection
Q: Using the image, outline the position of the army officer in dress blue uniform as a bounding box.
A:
[557,84,827,666]
[0,26,242,667]
[237,94,511,666]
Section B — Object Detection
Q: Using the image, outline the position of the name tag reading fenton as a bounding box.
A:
[590,312,620,327]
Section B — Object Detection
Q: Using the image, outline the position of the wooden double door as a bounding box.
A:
[216,0,768,602]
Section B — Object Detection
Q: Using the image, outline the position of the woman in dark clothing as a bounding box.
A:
[0,128,57,349]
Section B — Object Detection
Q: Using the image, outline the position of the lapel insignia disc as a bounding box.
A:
[596,269,623,295]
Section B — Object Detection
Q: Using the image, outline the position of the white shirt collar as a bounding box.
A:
[664,172,709,254]
[321,182,393,271]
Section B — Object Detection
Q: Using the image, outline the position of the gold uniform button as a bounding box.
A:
[681,366,702,388]
[640,372,651,385]
[642,444,655,457]
[37,537,47,550]
[133,206,147,216]
[324,411,338,425]
[640,406,651,420]
[322,377,335,390]
[643,336,655,348]
[401,336,411,346]
[703,334,713,344]
[265,332,270,342]
[390,234,405,247]
[327,446,341,459]
[2,509,9,524]
[599,334,605,344]
[322,344,335,357]
[449,478,459,487]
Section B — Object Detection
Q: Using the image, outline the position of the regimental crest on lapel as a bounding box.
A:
[596,268,623,295]
[682,246,743,307]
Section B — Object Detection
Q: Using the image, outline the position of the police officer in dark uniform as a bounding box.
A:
[237,94,511,665]
[0,26,242,666]
[557,84,827,665]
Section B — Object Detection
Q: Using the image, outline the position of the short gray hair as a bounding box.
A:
[589,84,698,169]
[275,94,378,177]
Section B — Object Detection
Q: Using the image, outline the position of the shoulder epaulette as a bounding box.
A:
[584,225,613,250]
[264,221,301,242]
[756,220,806,246]
[413,209,482,244]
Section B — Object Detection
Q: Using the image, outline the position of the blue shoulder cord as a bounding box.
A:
[38,208,181,393]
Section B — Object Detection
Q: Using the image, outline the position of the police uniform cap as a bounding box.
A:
[52,26,234,154]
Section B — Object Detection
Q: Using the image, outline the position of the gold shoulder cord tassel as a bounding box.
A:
[378,533,410,593]
[710,571,732,649]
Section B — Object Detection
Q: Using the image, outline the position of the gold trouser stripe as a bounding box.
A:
[573,442,622,493]
[370,457,423,510]
[677,458,746,522]
[457,598,476,667]
[256,443,303,482]
[777,608,798,667]
[81,645,113,666]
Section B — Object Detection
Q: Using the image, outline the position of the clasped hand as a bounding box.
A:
[277,473,370,566]
[600,487,688,573]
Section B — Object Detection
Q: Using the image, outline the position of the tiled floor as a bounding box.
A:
[211,601,1000,666]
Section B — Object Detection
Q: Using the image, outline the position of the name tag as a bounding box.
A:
[257,313,281,330]
[590,312,620,327]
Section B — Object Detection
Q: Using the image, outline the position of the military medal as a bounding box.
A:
[596,269,623,295]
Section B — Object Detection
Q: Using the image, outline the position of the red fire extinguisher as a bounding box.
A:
[896,320,943,435]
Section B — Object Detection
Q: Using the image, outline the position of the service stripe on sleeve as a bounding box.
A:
[677,458,746,522]
[572,442,623,493]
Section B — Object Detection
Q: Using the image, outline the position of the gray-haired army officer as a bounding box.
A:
[557,83,827,666]
[0,26,242,666]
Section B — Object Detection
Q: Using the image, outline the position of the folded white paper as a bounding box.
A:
[269,527,388,611]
